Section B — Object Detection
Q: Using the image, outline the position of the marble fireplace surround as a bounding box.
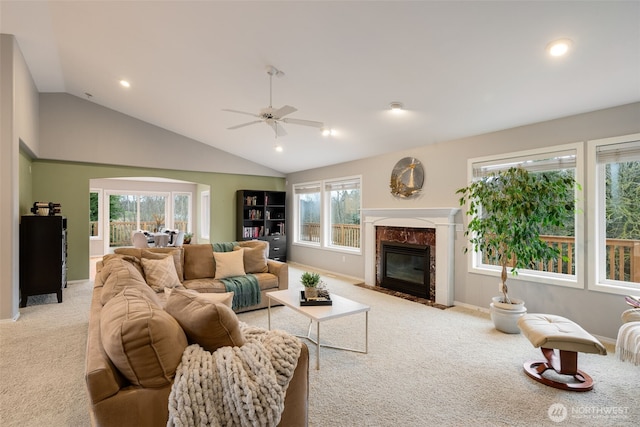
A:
[362,208,460,306]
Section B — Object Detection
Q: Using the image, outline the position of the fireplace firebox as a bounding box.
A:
[380,241,432,300]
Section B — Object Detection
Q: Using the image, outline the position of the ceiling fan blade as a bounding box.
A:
[273,105,297,118]
[227,120,262,130]
[222,109,259,118]
[268,121,288,137]
[281,117,325,128]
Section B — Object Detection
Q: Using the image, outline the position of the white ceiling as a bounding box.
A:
[2,1,639,174]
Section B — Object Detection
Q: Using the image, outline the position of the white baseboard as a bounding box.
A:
[453,300,490,314]
[453,300,617,344]
[287,262,364,285]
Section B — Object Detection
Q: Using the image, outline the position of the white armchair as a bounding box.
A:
[131,231,149,248]
[170,231,185,247]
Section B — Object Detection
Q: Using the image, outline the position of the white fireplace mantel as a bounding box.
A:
[362,208,460,306]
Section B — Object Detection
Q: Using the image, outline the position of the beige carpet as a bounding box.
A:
[1,267,637,426]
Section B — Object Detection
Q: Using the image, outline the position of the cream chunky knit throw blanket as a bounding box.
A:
[168,324,302,427]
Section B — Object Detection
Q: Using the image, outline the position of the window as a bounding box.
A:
[325,178,361,249]
[173,192,191,233]
[89,189,101,239]
[467,144,583,288]
[200,190,210,240]
[104,190,192,248]
[293,176,361,252]
[588,133,640,294]
[293,183,321,245]
[140,195,168,232]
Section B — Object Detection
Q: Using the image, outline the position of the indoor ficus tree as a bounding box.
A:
[456,167,579,304]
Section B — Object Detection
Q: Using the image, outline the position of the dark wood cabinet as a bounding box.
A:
[236,190,286,261]
[19,215,67,307]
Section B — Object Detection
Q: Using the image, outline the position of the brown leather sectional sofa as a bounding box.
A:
[85,242,308,426]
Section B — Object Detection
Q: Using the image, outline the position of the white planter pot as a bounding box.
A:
[491,296,525,311]
[490,301,527,334]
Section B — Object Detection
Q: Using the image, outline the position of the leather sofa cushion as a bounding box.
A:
[235,241,269,274]
[165,288,245,353]
[183,244,215,280]
[100,287,188,387]
[100,257,161,306]
[100,253,143,280]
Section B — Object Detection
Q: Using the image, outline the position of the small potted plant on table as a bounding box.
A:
[456,166,578,333]
[301,271,322,299]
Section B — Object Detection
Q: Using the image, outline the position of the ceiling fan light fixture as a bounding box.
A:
[321,127,337,137]
[119,79,131,88]
[274,144,283,152]
[389,102,404,112]
[547,38,573,57]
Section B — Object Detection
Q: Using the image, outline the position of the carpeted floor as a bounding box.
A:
[0,266,637,426]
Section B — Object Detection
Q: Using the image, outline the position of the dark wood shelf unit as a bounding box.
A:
[19,215,67,307]
[236,190,287,261]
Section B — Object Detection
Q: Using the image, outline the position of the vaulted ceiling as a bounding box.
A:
[2,1,639,173]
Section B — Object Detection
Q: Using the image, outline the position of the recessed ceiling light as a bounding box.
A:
[547,39,573,57]
[119,79,131,88]
[389,102,404,112]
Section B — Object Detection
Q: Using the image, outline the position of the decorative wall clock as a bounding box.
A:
[390,157,424,198]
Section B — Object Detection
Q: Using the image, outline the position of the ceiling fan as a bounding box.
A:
[222,66,324,137]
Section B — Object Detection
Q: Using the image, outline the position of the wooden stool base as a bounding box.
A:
[523,347,594,392]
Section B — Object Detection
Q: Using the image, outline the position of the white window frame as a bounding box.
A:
[292,181,322,248]
[102,190,171,253]
[587,133,640,295]
[171,191,192,233]
[89,188,102,240]
[324,176,362,253]
[200,190,210,240]
[293,176,362,255]
[465,143,584,289]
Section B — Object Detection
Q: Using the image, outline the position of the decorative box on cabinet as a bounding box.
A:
[19,215,67,307]
[236,190,287,261]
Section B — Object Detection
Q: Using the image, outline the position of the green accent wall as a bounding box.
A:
[30,160,285,281]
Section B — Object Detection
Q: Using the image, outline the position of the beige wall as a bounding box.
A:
[1,34,39,321]
[39,93,284,178]
[286,102,640,339]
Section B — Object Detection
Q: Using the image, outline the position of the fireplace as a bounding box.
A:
[381,241,432,300]
[362,208,459,306]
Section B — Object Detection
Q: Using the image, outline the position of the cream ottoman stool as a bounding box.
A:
[517,314,607,391]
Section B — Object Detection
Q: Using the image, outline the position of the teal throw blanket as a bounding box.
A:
[220,274,261,310]
[212,242,261,309]
[212,242,238,253]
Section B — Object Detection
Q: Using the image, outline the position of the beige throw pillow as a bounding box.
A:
[164,288,234,308]
[165,288,245,353]
[213,248,246,279]
[234,243,268,274]
[141,248,184,282]
[101,287,188,387]
[141,255,181,292]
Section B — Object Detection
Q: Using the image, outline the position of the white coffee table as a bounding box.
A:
[267,288,370,370]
